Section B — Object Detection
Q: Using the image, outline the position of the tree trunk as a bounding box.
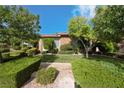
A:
[0,52,3,63]
[85,48,89,58]
[78,38,89,58]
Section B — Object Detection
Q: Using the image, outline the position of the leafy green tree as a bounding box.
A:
[42,38,55,52]
[8,6,40,48]
[93,6,124,53]
[68,16,97,58]
[0,6,11,63]
[0,6,41,63]
[93,5,124,43]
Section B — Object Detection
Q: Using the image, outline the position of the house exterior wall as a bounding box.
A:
[38,39,44,52]
[38,35,71,52]
[59,37,71,47]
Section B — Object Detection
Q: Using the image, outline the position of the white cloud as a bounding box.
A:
[72,5,96,19]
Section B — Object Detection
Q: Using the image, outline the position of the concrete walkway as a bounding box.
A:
[22,63,75,88]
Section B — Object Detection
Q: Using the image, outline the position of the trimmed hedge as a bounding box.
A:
[36,67,58,85]
[2,50,26,62]
[0,56,41,88]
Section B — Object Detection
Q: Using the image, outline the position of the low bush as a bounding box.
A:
[2,50,26,62]
[59,44,74,54]
[10,50,25,56]
[21,47,29,52]
[60,44,73,51]
[0,56,41,87]
[2,52,10,59]
[0,43,10,53]
[49,48,58,54]
[0,48,10,53]
[58,50,74,54]
[13,46,21,50]
[26,48,37,56]
[36,67,58,85]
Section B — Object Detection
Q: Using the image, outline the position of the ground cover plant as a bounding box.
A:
[36,67,58,85]
[0,56,41,88]
[72,56,124,88]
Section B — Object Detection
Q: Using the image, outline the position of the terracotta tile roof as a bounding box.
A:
[40,34,60,38]
[57,32,68,36]
[40,33,69,38]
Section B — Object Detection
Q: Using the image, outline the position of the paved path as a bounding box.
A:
[22,63,75,88]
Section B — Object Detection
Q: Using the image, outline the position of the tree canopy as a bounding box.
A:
[0,5,41,63]
[0,6,41,47]
[68,16,97,58]
[93,6,124,42]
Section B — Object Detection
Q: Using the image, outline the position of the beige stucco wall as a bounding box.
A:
[38,39,44,53]
[59,37,71,46]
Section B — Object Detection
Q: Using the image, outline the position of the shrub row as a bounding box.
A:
[2,47,39,62]
[2,50,26,62]
[0,56,41,88]
[36,67,58,85]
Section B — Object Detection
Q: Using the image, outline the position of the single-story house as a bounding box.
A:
[38,33,71,52]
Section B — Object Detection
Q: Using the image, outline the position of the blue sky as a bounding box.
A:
[24,5,96,34]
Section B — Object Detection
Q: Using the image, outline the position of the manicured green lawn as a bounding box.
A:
[41,54,124,88]
[0,56,40,74]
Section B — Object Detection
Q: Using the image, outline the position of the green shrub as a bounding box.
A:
[26,48,37,56]
[60,44,73,51]
[58,50,74,54]
[0,43,10,53]
[21,47,29,52]
[42,38,55,49]
[42,38,57,53]
[59,44,74,54]
[2,50,26,62]
[49,48,58,54]
[0,56,41,87]
[10,50,26,57]
[13,46,21,50]
[0,48,10,53]
[36,67,58,85]
[2,52,10,59]
[104,41,115,53]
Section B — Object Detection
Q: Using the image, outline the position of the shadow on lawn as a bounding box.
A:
[38,54,59,69]
[40,54,59,62]
[88,55,124,70]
